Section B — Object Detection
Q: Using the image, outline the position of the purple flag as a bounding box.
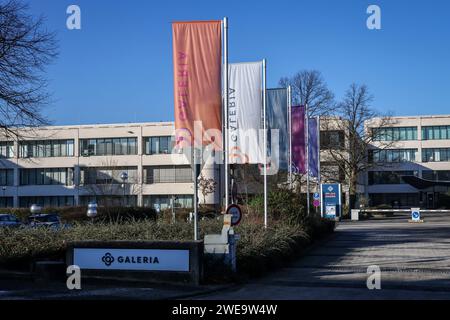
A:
[308,117,319,178]
[291,106,306,174]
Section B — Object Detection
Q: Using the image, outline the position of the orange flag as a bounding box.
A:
[172,21,222,150]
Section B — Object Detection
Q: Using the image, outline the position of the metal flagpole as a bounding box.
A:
[193,149,199,240]
[263,59,268,229]
[223,17,229,210]
[317,116,321,185]
[288,86,292,189]
[306,104,310,217]
[316,115,321,216]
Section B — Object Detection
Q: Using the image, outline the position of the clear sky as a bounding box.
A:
[29,0,450,125]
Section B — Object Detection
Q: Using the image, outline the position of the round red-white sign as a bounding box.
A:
[226,204,242,226]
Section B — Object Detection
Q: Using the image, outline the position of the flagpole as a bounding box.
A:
[317,116,321,185]
[288,86,292,189]
[263,59,268,229]
[306,104,310,217]
[316,115,321,216]
[223,17,229,210]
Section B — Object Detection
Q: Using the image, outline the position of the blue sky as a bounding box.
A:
[29,0,450,125]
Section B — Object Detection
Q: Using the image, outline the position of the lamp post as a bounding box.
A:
[87,201,97,223]
[120,171,128,207]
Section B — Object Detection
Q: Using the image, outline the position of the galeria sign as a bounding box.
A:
[73,248,189,272]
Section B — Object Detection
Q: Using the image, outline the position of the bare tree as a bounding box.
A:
[0,0,57,137]
[322,83,395,213]
[198,174,217,205]
[279,70,335,116]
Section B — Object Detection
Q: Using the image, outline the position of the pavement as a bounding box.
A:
[1,213,450,300]
[196,212,450,300]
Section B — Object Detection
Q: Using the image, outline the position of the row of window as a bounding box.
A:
[422,126,450,140]
[0,142,14,158]
[0,166,194,186]
[369,149,417,163]
[373,126,450,141]
[19,140,75,158]
[80,167,138,185]
[0,195,193,209]
[373,127,418,141]
[422,148,450,162]
[368,171,418,185]
[20,168,74,186]
[0,136,176,158]
[422,170,450,181]
[143,165,192,184]
[368,170,450,185]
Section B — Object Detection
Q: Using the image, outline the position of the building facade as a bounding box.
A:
[0,122,220,210]
[365,115,450,209]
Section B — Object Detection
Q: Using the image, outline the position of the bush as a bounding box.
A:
[247,187,307,225]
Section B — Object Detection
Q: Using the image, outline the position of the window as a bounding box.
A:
[422,170,450,181]
[369,193,419,208]
[422,126,450,140]
[80,137,137,156]
[19,196,74,208]
[373,127,417,141]
[143,166,192,184]
[143,195,193,210]
[20,168,74,186]
[0,197,13,208]
[144,136,174,155]
[0,169,14,186]
[79,195,137,207]
[422,148,450,162]
[19,140,74,158]
[369,149,417,163]
[368,171,417,185]
[320,131,345,150]
[80,167,138,185]
[0,141,14,158]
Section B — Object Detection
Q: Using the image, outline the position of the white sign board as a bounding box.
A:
[73,248,190,272]
[411,208,421,222]
[325,205,336,218]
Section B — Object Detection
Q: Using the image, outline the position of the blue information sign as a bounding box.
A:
[320,183,342,219]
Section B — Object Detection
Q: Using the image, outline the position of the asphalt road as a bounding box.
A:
[1,213,450,300]
[198,213,450,300]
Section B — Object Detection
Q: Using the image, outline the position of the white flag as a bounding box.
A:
[228,61,263,164]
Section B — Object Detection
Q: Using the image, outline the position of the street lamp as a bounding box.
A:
[87,201,98,222]
[120,171,128,207]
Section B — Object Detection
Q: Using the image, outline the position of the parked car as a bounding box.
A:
[27,213,62,229]
[0,214,22,228]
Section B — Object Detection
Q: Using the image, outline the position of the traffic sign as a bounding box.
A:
[411,208,421,222]
[313,199,320,207]
[313,192,320,200]
[226,204,242,226]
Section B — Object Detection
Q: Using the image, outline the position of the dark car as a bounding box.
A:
[0,214,22,228]
[27,213,62,228]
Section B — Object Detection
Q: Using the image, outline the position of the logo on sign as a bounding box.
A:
[328,186,333,192]
[101,252,160,267]
[102,253,115,267]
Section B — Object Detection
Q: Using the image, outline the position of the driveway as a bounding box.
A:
[199,213,450,299]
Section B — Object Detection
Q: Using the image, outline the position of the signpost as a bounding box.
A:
[313,192,320,208]
[410,207,423,223]
[320,183,342,219]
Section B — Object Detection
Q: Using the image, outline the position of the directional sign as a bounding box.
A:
[226,204,242,226]
[411,208,421,222]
